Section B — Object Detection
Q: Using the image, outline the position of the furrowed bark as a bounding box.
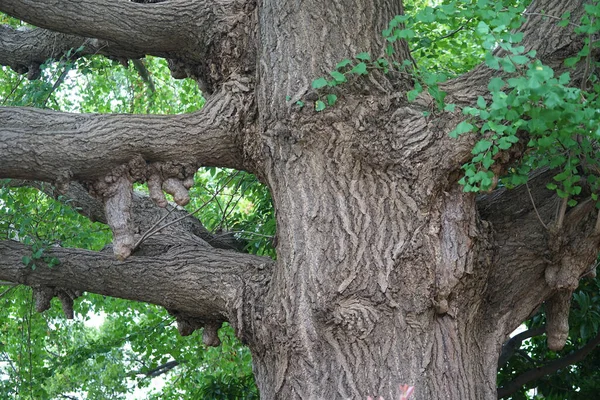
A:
[0,239,272,336]
[0,88,252,182]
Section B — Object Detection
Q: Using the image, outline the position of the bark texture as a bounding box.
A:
[0,0,599,399]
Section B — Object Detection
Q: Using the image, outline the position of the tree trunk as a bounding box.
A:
[0,0,598,399]
[246,1,497,398]
[250,154,500,398]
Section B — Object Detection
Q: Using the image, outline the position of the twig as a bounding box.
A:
[1,75,25,106]
[526,182,548,230]
[132,206,176,251]
[523,12,581,28]
[131,59,156,93]
[42,60,74,108]
[133,171,240,250]
[0,284,18,299]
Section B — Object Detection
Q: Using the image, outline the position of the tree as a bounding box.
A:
[1,0,600,398]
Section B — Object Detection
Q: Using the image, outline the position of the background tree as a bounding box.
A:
[2,0,600,399]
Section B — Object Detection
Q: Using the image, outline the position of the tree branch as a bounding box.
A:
[5,180,247,251]
[141,360,180,378]
[444,0,588,105]
[478,169,600,337]
[0,87,252,182]
[0,0,201,54]
[497,329,600,398]
[0,239,272,329]
[0,25,151,79]
[0,0,257,89]
[498,326,546,367]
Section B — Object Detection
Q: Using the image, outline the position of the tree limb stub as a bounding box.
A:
[545,290,572,351]
[0,240,273,331]
[0,88,250,182]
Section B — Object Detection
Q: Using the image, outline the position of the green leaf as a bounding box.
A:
[407,89,419,102]
[311,77,328,89]
[565,56,580,67]
[329,70,346,83]
[326,94,337,106]
[488,77,505,92]
[444,103,456,112]
[559,11,571,27]
[449,121,474,138]
[32,248,44,259]
[476,21,490,35]
[336,59,352,69]
[472,140,492,154]
[350,62,368,75]
[315,100,326,111]
[477,96,487,109]
[511,55,529,65]
[558,72,571,84]
[22,255,31,266]
[500,58,516,73]
[355,52,371,61]
[485,53,500,70]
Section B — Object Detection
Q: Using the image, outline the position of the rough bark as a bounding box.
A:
[0,0,599,399]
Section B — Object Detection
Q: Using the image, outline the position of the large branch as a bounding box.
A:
[0,239,272,338]
[0,0,257,89]
[498,326,546,367]
[0,25,150,79]
[0,88,251,182]
[6,180,247,251]
[0,0,200,55]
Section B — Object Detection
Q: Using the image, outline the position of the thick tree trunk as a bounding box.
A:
[246,1,500,398]
[250,153,500,398]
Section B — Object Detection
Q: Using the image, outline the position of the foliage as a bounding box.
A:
[498,276,600,399]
